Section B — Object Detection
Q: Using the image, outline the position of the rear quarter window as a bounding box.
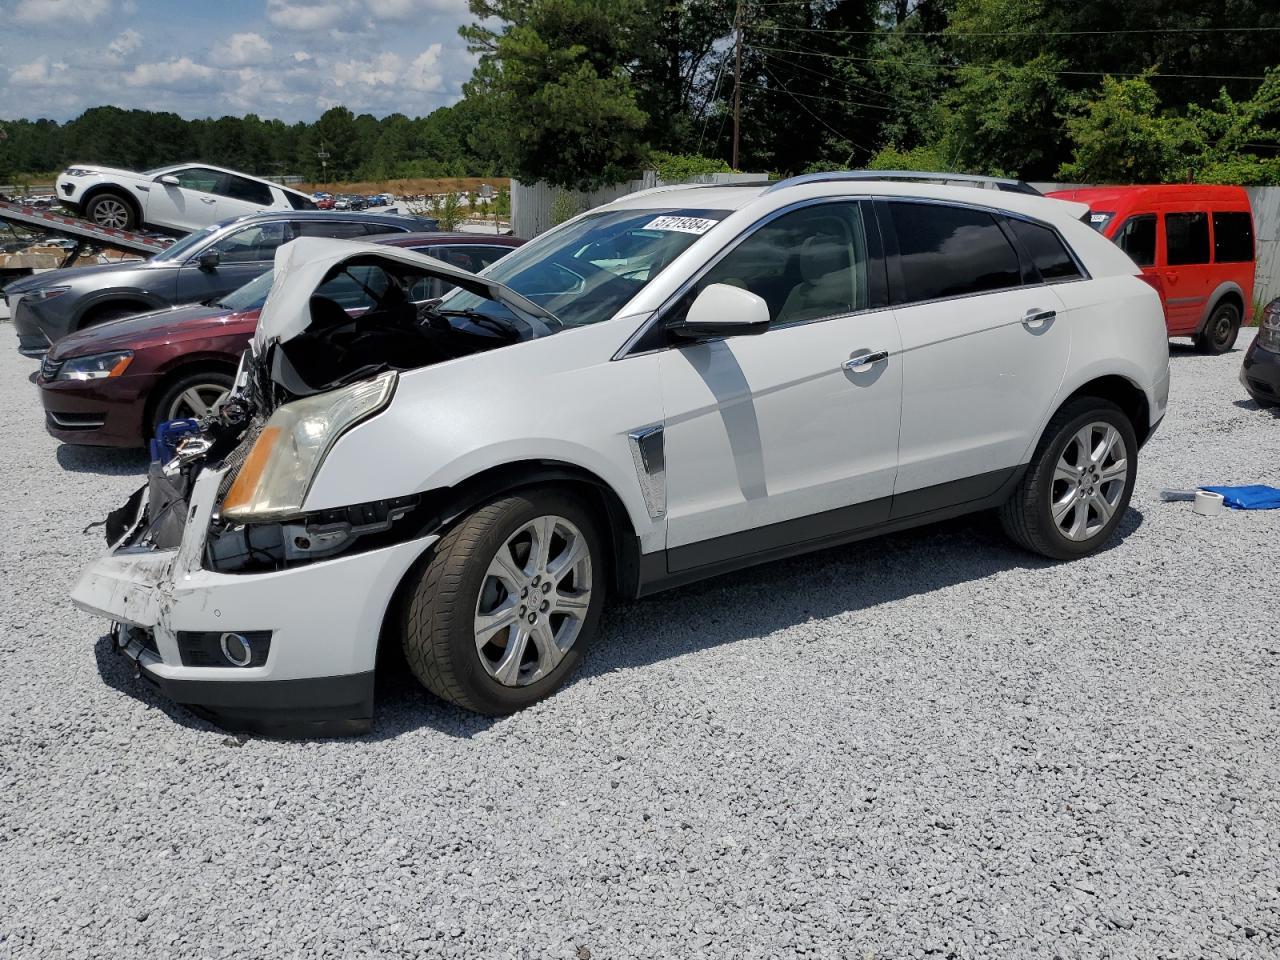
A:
[1212,211,1253,263]
[1008,218,1082,282]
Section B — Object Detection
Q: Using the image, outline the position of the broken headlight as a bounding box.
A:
[221,372,396,521]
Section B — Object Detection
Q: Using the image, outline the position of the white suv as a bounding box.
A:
[56,163,316,233]
[72,175,1171,734]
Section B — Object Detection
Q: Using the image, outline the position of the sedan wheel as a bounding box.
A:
[474,515,593,687]
[167,383,230,420]
[85,193,136,230]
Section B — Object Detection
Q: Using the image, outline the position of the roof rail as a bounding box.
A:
[764,170,1042,196]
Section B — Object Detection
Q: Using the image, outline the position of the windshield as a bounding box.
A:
[152,223,221,262]
[444,208,729,329]
[1086,211,1115,232]
[218,270,274,312]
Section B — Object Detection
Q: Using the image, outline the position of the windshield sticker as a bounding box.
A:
[642,215,718,235]
[1089,213,1110,223]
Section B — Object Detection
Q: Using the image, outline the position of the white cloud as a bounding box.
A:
[14,0,109,24]
[364,0,467,18]
[10,56,72,86]
[212,32,274,66]
[333,51,401,88]
[107,29,142,59]
[293,51,313,62]
[266,0,353,31]
[404,43,444,92]
[124,57,221,91]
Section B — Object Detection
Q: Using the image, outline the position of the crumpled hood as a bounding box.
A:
[2,258,157,296]
[251,236,547,350]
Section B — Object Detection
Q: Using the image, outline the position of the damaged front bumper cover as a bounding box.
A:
[73,465,439,736]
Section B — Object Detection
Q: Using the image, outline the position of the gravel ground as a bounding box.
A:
[1,329,1278,960]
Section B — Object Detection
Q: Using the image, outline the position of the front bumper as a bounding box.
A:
[1240,337,1280,405]
[38,366,157,447]
[73,466,440,735]
[12,296,71,356]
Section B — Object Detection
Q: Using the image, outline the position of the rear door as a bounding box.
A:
[881,200,1072,512]
[1159,206,1214,334]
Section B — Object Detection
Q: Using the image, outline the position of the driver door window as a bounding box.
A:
[172,167,224,194]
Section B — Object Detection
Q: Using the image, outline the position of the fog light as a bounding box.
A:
[177,630,271,667]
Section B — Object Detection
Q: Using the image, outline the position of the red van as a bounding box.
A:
[1046,185,1255,354]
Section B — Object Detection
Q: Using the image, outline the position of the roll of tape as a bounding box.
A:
[1193,490,1225,516]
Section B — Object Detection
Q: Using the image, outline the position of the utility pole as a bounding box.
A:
[731,0,743,171]
[316,142,330,184]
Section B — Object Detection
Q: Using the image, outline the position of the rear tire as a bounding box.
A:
[1195,302,1241,354]
[84,191,137,230]
[402,489,605,715]
[999,398,1137,560]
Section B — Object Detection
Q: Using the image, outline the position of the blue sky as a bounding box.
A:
[0,0,478,122]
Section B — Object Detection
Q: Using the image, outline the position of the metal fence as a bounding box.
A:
[511,172,766,240]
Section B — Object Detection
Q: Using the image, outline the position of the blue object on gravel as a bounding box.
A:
[1199,485,1280,509]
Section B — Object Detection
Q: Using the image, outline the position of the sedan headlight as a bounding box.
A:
[62,168,95,177]
[221,372,396,521]
[55,351,133,381]
[29,285,71,302]
[1259,299,1280,353]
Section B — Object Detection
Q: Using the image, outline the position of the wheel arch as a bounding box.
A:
[141,355,240,440]
[80,184,142,225]
[1195,281,1246,334]
[72,294,164,331]
[374,459,644,669]
[1059,374,1151,447]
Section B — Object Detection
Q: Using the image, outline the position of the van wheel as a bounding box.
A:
[1195,302,1240,354]
[999,398,1137,561]
[401,490,605,715]
[85,192,137,230]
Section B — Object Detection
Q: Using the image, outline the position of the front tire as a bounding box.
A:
[84,191,137,230]
[1195,302,1241,355]
[402,490,605,715]
[149,368,236,434]
[1000,398,1137,560]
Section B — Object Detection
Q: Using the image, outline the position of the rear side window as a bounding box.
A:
[1212,211,1253,263]
[286,192,316,211]
[1008,218,1081,281]
[890,202,1021,303]
[1165,212,1210,265]
[1114,215,1156,267]
[172,167,223,194]
[220,175,273,207]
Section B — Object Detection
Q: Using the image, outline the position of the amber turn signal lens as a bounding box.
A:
[222,426,281,515]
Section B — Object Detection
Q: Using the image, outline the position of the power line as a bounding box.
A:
[757,47,898,107]
[756,23,1280,38]
[757,62,869,159]
[745,43,1272,81]
[742,78,898,113]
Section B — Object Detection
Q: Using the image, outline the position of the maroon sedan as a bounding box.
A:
[38,232,523,447]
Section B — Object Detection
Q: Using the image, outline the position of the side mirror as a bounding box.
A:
[668,283,770,341]
[158,175,180,186]
[197,250,220,271]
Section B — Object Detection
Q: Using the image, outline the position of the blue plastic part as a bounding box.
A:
[1199,485,1280,510]
[150,418,201,463]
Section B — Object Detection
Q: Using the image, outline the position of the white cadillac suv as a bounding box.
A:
[72,174,1172,734]
[56,162,316,233]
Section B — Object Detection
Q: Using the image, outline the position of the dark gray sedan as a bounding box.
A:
[5,210,437,356]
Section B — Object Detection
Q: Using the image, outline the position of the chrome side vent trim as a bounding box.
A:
[627,424,667,520]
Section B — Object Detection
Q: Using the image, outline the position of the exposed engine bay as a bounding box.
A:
[106,239,555,572]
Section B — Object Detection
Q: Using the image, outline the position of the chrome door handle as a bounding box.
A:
[200,197,216,204]
[1022,308,1056,327]
[842,350,889,372]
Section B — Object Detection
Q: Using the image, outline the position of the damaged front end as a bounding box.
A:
[73,237,550,734]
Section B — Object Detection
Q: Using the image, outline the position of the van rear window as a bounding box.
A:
[1212,211,1253,263]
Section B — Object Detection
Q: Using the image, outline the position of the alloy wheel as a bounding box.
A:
[1050,421,1128,542]
[167,383,229,420]
[474,514,593,687]
[92,199,130,229]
